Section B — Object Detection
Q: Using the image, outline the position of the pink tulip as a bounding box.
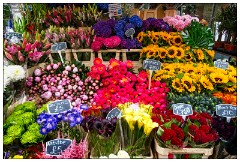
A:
[73,67,78,73]
[35,77,41,82]
[46,65,52,71]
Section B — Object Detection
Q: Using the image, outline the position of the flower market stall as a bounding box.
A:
[3,3,237,159]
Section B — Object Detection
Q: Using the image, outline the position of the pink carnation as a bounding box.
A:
[91,41,102,51]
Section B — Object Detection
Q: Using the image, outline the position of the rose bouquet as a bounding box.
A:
[153,62,236,93]
[26,62,100,108]
[87,58,169,113]
[163,15,199,31]
[81,116,120,158]
[155,110,219,158]
[118,102,158,157]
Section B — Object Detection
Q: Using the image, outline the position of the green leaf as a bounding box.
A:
[176,73,184,79]
[157,127,164,136]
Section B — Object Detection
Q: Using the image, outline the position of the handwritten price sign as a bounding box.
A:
[216,104,236,122]
[47,100,72,114]
[172,103,193,120]
[46,139,72,156]
[106,108,121,121]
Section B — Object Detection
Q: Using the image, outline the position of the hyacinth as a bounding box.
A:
[129,15,143,28]
[93,20,113,38]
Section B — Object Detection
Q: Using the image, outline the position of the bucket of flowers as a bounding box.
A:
[153,110,218,159]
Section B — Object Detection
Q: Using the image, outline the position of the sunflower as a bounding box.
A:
[224,85,237,92]
[181,75,196,92]
[185,52,193,61]
[167,46,178,58]
[194,49,204,60]
[146,51,156,58]
[172,78,184,92]
[159,31,170,41]
[227,65,237,73]
[137,32,146,42]
[174,63,183,74]
[199,75,214,91]
[196,84,202,93]
[158,47,168,59]
[228,72,237,83]
[210,72,229,84]
[172,35,183,47]
[175,47,185,59]
[184,65,196,73]
[204,49,215,59]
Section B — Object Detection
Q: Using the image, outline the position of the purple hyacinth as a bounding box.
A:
[107,19,117,28]
[93,21,112,38]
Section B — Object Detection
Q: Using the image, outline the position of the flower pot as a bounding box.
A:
[154,138,213,159]
[214,41,224,48]
[224,43,235,51]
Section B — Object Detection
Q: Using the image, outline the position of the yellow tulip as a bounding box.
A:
[144,121,159,136]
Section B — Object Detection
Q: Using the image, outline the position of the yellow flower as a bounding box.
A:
[228,73,237,83]
[143,120,159,136]
[158,47,168,59]
[185,52,193,61]
[172,35,183,46]
[123,116,135,130]
[172,78,185,92]
[227,65,236,73]
[167,46,178,58]
[194,49,205,60]
[196,83,202,93]
[199,75,214,91]
[205,49,215,58]
[224,85,236,92]
[159,31,170,41]
[12,155,23,159]
[137,32,146,42]
[175,47,185,59]
[181,75,196,92]
[184,64,195,73]
[210,72,229,84]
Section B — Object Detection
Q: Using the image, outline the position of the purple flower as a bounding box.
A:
[80,104,89,110]
[68,114,76,122]
[142,20,150,31]
[40,126,48,135]
[107,19,116,28]
[124,23,135,32]
[93,21,112,38]
[76,116,83,124]
[69,122,77,127]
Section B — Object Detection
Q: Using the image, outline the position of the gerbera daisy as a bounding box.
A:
[158,47,167,59]
[181,75,196,92]
[210,72,229,84]
[167,46,178,58]
[175,47,185,59]
[199,75,214,91]
[172,35,183,47]
[194,49,204,60]
[172,78,184,92]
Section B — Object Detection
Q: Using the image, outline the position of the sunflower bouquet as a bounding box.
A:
[153,62,236,93]
[118,102,158,157]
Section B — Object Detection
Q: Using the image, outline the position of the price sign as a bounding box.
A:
[125,28,135,38]
[143,59,161,71]
[47,100,72,114]
[172,103,193,120]
[46,139,72,156]
[216,104,237,122]
[5,32,22,44]
[106,108,121,121]
[109,3,122,18]
[214,60,229,70]
[51,42,67,51]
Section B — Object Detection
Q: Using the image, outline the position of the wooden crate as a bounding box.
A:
[154,138,213,159]
[121,49,142,72]
[72,49,95,67]
[48,49,72,63]
[98,49,121,66]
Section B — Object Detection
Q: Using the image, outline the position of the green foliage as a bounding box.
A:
[21,123,45,145]
[36,104,48,115]
[14,101,37,113]
[181,21,214,49]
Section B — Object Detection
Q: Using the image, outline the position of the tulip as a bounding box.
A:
[4,51,14,61]
[35,77,41,82]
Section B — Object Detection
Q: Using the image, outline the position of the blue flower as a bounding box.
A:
[36,118,42,125]
[69,121,77,127]
[62,116,68,122]
[40,126,48,135]
[76,116,83,124]
[116,31,125,39]
[124,23,135,32]
[129,15,143,28]
[68,114,76,122]
[96,3,109,11]
[80,104,89,110]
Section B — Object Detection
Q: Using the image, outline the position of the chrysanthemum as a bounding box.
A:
[181,75,196,92]
[210,72,229,84]
[194,49,204,60]
[199,75,214,91]
[167,46,178,58]
[175,47,185,59]
[172,78,184,92]
[172,35,183,47]
[158,47,167,59]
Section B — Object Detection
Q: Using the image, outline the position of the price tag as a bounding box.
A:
[51,42,67,51]
[47,99,72,114]
[5,32,22,44]
[109,3,122,18]
[143,59,161,71]
[125,28,135,38]
[214,60,229,69]
[216,104,237,123]
[172,103,193,120]
[46,139,72,156]
[106,108,121,121]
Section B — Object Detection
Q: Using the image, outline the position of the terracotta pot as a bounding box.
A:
[224,43,235,51]
[214,41,224,48]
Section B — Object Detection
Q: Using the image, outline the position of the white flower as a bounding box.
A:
[6,65,26,82]
[99,156,108,159]
[108,154,118,159]
[117,150,130,158]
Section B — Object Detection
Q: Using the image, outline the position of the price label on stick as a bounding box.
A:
[106,108,121,121]
[216,104,237,123]
[46,139,72,156]
[143,59,161,71]
[125,28,135,39]
[172,103,193,120]
[214,60,229,70]
[51,42,67,65]
[5,32,22,44]
[109,3,122,18]
[47,99,72,114]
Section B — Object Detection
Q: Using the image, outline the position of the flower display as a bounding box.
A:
[153,62,236,93]
[26,62,100,108]
[163,15,199,31]
[87,58,169,112]
[118,102,158,157]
